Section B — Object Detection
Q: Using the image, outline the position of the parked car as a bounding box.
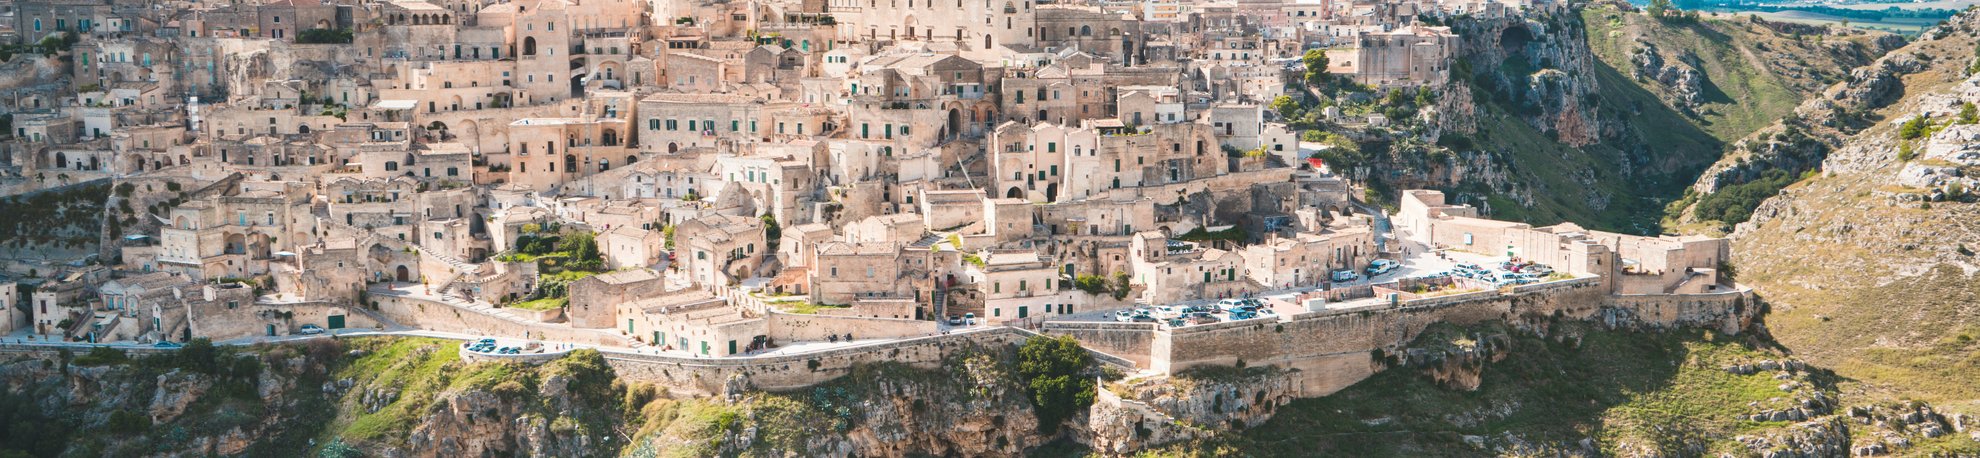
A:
[1185,313,1220,325]
[963,313,977,325]
[298,324,325,335]
[1153,305,1183,318]
[1130,315,1160,323]
[1330,269,1360,282]
[947,315,963,326]
[152,341,183,349]
[1114,310,1136,322]
[1216,299,1246,311]
[1366,259,1399,276]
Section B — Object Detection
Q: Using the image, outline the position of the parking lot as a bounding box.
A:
[1047,240,1556,329]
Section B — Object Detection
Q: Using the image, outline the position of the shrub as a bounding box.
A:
[295,28,354,44]
[73,347,128,366]
[1017,336,1095,433]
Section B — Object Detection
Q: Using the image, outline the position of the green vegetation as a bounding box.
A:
[1300,49,1330,86]
[325,338,621,448]
[778,302,849,314]
[1016,336,1095,433]
[1692,168,1801,228]
[295,28,354,44]
[509,296,568,311]
[1152,323,1836,456]
[0,181,108,250]
[1176,224,1246,244]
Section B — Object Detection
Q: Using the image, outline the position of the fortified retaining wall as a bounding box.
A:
[1059,277,1756,397]
[371,294,630,347]
[1040,321,1158,368]
[604,327,1032,396]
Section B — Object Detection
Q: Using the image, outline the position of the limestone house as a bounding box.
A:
[635,93,766,156]
[569,268,664,329]
[601,225,665,270]
[158,184,310,280]
[807,241,910,305]
[1241,227,1377,290]
[93,272,196,343]
[664,51,727,92]
[844,213,925,244]
[1129,231,1257,304]
[964,250,1079,325]
[778,222,835,269]
[672,213,768,287]
[1117,85,1186,127]
[620,290,768,356]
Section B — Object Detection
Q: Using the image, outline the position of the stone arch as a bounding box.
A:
[1006,187,1022,199]
[523,37,538,56]
[248,233,272,259]
[224,233,247,255]
[601,129,619,146]
[457,120,482,151]
[53,151,66,169]
[128,154,146,172]
[947,108,962,140]
[395,265,411,282]
[1080,25,1092,36]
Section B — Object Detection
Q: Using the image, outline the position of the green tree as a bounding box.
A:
[1017,336,1095,433]
[558,232,603,271]
[1899,116,1932,140]
[1302,49,1331,86]
[1269,95,1302,119]
[1646,0,1673,19]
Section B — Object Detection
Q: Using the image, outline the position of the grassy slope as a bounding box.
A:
[1466,59,1723,233]
[1136,324,1925,457]
[1583,7,1821,143]
[1730,18,1980,412]
[1249,327,1793,456]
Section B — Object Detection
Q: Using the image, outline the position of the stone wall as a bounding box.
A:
[1041,321,1158,367]
[766,312,938,342]
[1065,277,1753,397]
[372,294,629,346]
[605,327,1031,396]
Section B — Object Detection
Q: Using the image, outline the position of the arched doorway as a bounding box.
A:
[53,151,66,168]
[947,108,962,140]
[523,37,537,55]
[395,265,411,282]
[1006,187,1022,199]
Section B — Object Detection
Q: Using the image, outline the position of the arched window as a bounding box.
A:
[522,37,537,55]
[1080,25,1091,36]
[564,154,577,172]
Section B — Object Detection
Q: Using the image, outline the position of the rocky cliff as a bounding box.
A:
[1370,6,1880,232]
[1717,7,1980,426]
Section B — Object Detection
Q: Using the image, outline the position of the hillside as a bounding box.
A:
[1145,322,1980,457]
[1727,8,1980,413]
[1390,8,1892,233]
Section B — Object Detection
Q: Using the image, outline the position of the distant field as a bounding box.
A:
[1752,10,1944,32]
[1824,0,1979,10]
